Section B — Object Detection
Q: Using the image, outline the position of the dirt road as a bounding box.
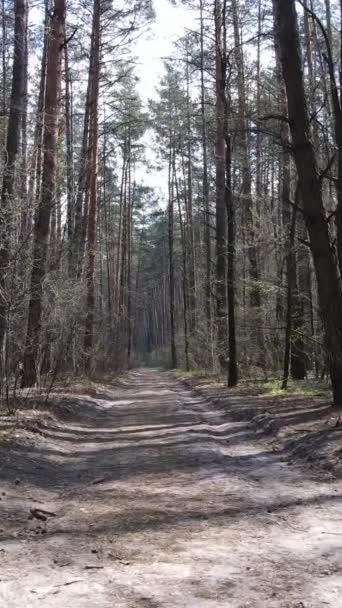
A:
[0,369,341,607]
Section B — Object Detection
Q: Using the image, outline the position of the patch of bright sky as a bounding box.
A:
[135,0,195,102]
[29,1,195,205]
[134,0,196,200]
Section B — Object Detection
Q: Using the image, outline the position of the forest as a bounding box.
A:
[0,0,342,401]
[0,0,342,606]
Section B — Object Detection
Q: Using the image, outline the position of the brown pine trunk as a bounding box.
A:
[19,3,28,239]
[215,0,228,370]
[168,135,177,368]
[84,0,100,373]
[0,0,7,150]
[225,130,238,386]
[127,144,134,365]
[200,0,212,342]
[185,52,196,334]
[231,0,260,311]
[0,0,27,363]
[71,22,94,278]
[64,40,75,276]
[174,153,190,371]
[26,0,49,224]
[325,0,332,45]
[282,206,297,390]
[274,15,306,386]
[273,0,342,406]
[114,157,127,323]
[22,0,65,387]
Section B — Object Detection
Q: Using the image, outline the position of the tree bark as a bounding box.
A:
[231,0,260,311]
[0,0,27,366]
[84,0,100,373]
[200,0,212,343]
[225,130,238,386]
[64,40,75,277]
[215,0,228,369]
[22,0,65,387]
[174,152,190,371]
[168,135,177,368]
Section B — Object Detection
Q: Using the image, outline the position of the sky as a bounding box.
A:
[135,0,195,101]
[134,0,195,198]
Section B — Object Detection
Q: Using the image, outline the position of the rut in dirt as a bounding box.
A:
[0,368,341,608]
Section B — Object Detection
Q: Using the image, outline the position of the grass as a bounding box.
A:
[176,368,331,399]
[176,368,216,380]
[256,379,331,398]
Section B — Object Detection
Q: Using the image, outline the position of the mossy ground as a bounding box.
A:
[176,369,331,399]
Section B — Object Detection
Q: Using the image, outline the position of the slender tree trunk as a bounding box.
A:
[22,0,65,387]
[114,157,126,321]
[200,0,212,343]
[231,0,260,311]
[71,22,94,278]
[127,144,134,365]
[168,135,177,368]
[215,0,228,369]
[225,129,238,386]
[185,49,196,333]
[282,206,297,390]
[19,4,28,239]
[0,0,7,150]
[255,0,262,216]
[174,153,190,371]
[325,0,332,45]
[27,0,49,221]
[84,0,100,373]
[64,40,75,276]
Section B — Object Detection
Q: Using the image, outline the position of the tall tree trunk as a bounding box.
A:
[22,0,65,387]
[64,40,75,276]
[185,49,196,333]
[282,206,297,390]
[200,0,212,343]
[273,0,342,406]
[0,0,27,368]
[174,153,190,371]
[19,3,28,239]
[274,14,306,386]
[225,129,238,386]
[84,0,100,373]
[0,0,7,150]
[231,0,260,311]
[127,142,134,366]
[255,0,263,216]
[71,21,95,278]
[26,0,49,223]
[215,0,228,369]
[168,135,177,368]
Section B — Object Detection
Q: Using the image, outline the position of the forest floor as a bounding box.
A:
[0,368,341,608]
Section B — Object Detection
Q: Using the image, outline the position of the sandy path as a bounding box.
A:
[0,369,341,607]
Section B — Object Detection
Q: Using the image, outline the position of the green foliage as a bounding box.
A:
[234,379,331,399]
